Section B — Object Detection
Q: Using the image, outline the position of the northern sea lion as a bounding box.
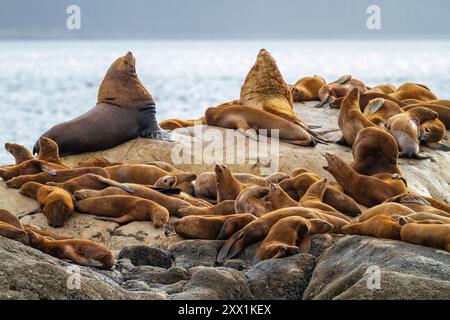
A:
[27,230,114,269]
[384,193,450,217]
[217,207,349,262]
[330,92,406,110]
[390,83,437,102]
[215,164,247,202]
[419,118,448,150]
[400,223,450,252]
[6,167,109,189]
[403,103,450,129]
[23,224,72,240]
[105,164,196,186]
[368,84,397,95]
[74,157,119,168]
[0,159,67,181]
[204,104,316,146]
[315,75,368,108]
[19,182,75,227]
[33,52,170,156]
[386,107,439,158]
[76,195,169,227]
[290,76,326,102]
[0,221,29,245]
[4,143,33,165]
[356,202,415,222]
[323,153,407,207]
[173,213,257,240]
[258,217,333,260]
[0,209,22,229]
[362,98,403,126]
[177,200,236,217]
[147,161,178,172]
[36,137,67,166]
[351,127,401,176]
[338,88,376,146]
[342,215,402,240]
[394,212,450,224]
[159,117,206,131]
[46,173,127,194]
[235,186,273,217]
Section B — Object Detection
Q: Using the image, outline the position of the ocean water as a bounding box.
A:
[0,39,449,164]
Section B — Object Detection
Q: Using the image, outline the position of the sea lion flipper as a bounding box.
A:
[142,129,174,142]
[236,127,258,141]
[40,166,57,176]
[366,98,385,114]
[331,74,352,85]
[94,175,136,194]
[426,142,450,152]
[313,94,331,108]
[298,235,312,253]
[217,232,245,263]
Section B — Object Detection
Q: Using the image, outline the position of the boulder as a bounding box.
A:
[170,240,224,269]
[118,245,172,268]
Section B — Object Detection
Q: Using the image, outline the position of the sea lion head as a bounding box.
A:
[154,175,177,188]
[260,244,301,260]
[81,243,115,270]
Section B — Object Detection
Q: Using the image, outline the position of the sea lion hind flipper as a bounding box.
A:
[331,74,352,85]
[313,95,332,108]
[298,235,312,253]
[94,175,135,194]
[40,166,58,176]
[217,232,245,263]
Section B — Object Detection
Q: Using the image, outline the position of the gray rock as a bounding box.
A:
[309,234,339,258]
[118,245,172,268]
[170,240,224,268]
[303,235,450,300]
[245,253,316,300]
[182,266,253,300]
[123,265,190,285]
[222,259,250,271]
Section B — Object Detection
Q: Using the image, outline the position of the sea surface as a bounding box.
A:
[1,39,450,164]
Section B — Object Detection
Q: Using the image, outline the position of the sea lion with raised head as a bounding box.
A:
[400,223,450,252]
[290,76,326,102]
[215,164,247,202]
[386,107,439,159]
[4,143,34,165]
[390,83,437,102]
[323,153,408,207]
[258,217,333,260]
[76,195,169,227]
[342,215,402,240]
[33,52,171,156]
[27,230,114,269]
[19,182,75,227]
[337,88,376,146]
[217,207,349,262]
[235,186,273,217]
[173,213,257,240]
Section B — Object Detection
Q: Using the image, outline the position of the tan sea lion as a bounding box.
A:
[159,117,206,130]
[403,103,450,129]
[4,143,34,165]
[19,182,75,227]
[235,186,273,217]
[36,137,67,166]
[357,203,415,222]
[105,164,196,186]
[146,161,179,172]
[384,193,450,217]
[0,159,67,181]
[394,212,450,224]
[173,213,257,240]
[323,153,408,207]
[205,104,316,146]
[0,209,23,229]
[362,98,403,126]
[351,126,401,176]
[390,83,437,101]
[368,84,397,95]
[290,76,326,102]
[74,157,119,168]
[23,224,72,240]
[419,118,448,150]
[33,52,170,157]
[215,164,247,202]
[258,217,333,260]
[76,195,169,227]
[177,200,235,217]
[342,215,402,240]
[400,223,450,252]
[46,173,128,194]
[0,221,30,245]
[6,167,110,189]
[27,230,114,269]
[315,75,368,108]
[330,91,406,110]
[217,207,349,262]
[337,88,376,146]
[386,107,439,158]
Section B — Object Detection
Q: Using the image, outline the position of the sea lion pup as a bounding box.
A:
[215,164,247,202]
[173,213,257,240]
[177,200,236,217]
[390,83,437,102]
[0,222,30,245]
[27,230,114,269]
[235,186,273,217]
[351,127,401,176]
[239,49,325,143]
[6,167,110,189]
[323,153,407,207]
[19,182,75,228]
[279,172,361,217]
[105,164,196,186]
[266,182,352,222]
[0,159,67,181]
[386,107,439,159]
[337,88,376,146]
[258,217,333,260]
[204,104,316,146]
[403,103,450,129]
[400,223,450,252]
[0,209,23,229]
[290,76,326,102]
[356,203,415,222]
[314,75,368,108]
[4,143,34,165]
[33,52,170,157]
[368,84,397,95]
[362,98,403,127]
[217,207,349,262]
[76,195,169,227]
[342,215,402,240]
[383,193,450,217]
[159,117,206,131]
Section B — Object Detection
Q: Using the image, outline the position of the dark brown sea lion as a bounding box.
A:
[33,52,171,156]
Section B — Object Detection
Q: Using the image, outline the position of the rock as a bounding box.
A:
[245,253,316,300]
[181,266,253,300]
[309,234,340,258]
[122,266,190,285]
[170,240,224,269]
[0,182,39,216]
[222,259,250,271]
[303,235,450,300]
[118,245,172,268]
[112,221,166,243]
[0,236,165,300]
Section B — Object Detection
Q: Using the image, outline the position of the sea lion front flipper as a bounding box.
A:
[426,142,450,152]
[366,98,385,114]
[237,128,258,141]
[414,152,435,160]
[331,74,352,85]
[313,95,332,108]
[298,235,312,253]
[217,232,245,263]
[333,134,349,146]
[40,166,57,176]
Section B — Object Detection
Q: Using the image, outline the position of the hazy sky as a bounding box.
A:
[0,0,449,39]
